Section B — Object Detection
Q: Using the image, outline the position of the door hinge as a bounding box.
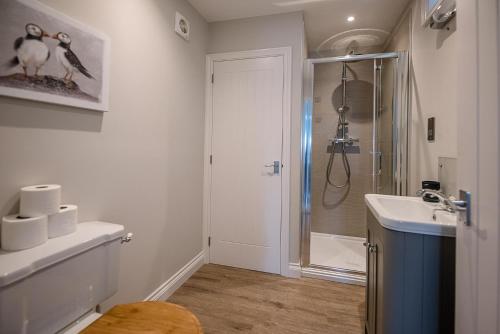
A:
[211,73,214,83]
[208,236,211,247]
[209,155,213,164]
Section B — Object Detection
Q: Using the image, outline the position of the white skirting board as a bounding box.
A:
[142,249,363,301]
[144,250,206,301]
[287,263,302,278]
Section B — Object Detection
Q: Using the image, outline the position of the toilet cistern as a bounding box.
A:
[0,221,131,334]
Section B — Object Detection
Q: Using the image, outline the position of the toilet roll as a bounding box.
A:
[1,215,48,251]
[48,205,78,238]
[20,184,61,217]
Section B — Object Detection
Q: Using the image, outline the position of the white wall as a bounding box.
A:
[407,2,457,194]
[208,12,306,263]
[0,0,208,309]
[386,1,458,195]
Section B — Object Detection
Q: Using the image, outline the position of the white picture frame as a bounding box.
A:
[0,0,111,112]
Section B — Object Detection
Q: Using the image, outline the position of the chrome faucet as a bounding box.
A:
[416,189,466,219]
[416,189,451,204]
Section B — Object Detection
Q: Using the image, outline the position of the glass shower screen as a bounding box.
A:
[301,52,409,280]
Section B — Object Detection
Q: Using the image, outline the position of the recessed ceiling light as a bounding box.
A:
[347,16,355,22]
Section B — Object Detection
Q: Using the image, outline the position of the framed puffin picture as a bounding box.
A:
[0,0,110,112]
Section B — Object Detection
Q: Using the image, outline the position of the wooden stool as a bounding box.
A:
[81,301,203,334]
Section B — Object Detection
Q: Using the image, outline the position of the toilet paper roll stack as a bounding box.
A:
[1,184,78,251]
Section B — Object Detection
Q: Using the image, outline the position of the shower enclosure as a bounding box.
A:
[301,52,409,284]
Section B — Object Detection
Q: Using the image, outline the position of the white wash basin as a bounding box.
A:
[364,194,457,237]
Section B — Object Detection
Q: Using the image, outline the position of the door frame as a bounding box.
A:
[202,47,293,276]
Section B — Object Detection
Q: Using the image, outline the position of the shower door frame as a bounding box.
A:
[300,51,409,283]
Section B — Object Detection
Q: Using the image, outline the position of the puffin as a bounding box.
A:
[52,32,94,81]
[8,23,51,77]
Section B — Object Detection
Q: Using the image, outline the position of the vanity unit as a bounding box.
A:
[364,194,456,334]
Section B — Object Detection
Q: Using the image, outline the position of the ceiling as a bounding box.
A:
[187,0,411,55]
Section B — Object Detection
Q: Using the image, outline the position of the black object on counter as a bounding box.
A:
[422,180,441,203]
[422,180,440,191]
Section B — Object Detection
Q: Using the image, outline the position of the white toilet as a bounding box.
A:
[0,221,126,334]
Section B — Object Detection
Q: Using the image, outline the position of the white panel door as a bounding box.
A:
[210,56,284,274]
[455,0,500,332]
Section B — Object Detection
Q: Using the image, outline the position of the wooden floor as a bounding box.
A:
[168,264,365,334]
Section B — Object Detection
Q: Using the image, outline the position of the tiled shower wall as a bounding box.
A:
[311,61,375,238]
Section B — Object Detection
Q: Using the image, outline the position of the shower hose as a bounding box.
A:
[326,113,351,188]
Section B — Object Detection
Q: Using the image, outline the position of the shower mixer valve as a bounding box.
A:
[330,137,359,145]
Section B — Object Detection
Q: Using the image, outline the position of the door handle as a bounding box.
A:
[265,161,280,175]
[452,189,472,226]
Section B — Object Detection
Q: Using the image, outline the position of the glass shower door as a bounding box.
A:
[373,58,394,194]
[301,52,409,280]
[373,55,408,196]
